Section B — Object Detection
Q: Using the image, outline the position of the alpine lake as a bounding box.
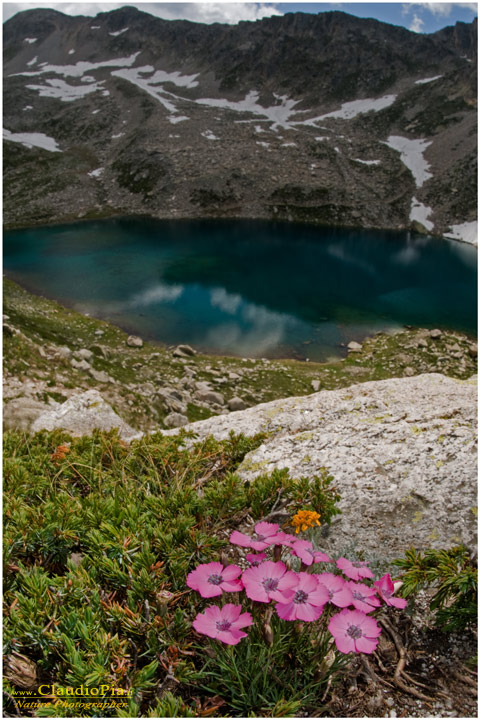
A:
[3,217,477,362]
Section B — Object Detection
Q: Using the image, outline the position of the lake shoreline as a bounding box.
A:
[3,210,477,247]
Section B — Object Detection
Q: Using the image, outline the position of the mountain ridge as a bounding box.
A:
[3,7,477,240]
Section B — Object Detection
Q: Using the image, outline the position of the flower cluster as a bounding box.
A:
[291,510,321,533]
[188,520,407,653]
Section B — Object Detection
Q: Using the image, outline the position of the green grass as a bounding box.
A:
[3,428,342,717]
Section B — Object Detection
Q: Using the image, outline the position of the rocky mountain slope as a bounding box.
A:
[3,6,477,239]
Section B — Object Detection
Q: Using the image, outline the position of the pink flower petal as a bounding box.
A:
[217,629,246,645]
[221,564,242,581]
[275,601,296,621]
[297,572,319,593]
[387,596,408,609]
[221,579,243,593]
[333,633,355,654]
[254,521,280,537]
[295,602,323,622]
[328,610,351,634]
[355,635,379,654]
[220,604,242,622]
[231,611,253,630]
[196,584,223,598]
[229,530,253,547]
[307,586,329,607]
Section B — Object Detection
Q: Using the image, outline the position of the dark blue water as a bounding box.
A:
[3,218,477,361]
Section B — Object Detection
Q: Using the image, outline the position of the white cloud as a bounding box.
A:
[3,3,283,24]
[414,3,478,16]
[409,12,425,32]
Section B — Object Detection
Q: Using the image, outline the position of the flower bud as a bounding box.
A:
[263,622,274,646]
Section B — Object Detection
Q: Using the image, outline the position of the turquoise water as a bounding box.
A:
[3,217,477,361]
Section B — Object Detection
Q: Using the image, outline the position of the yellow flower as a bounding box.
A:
[291,510,321,534]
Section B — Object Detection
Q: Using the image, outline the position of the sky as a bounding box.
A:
[2,1,479,33]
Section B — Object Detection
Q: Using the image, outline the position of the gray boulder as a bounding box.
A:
[173,344,196,358]
[4,396,52,431]
[127,335,143,348]
[164,412,189,428]
[71,358,91,371]
[31,390,141,441]
[164,374,477,559]
[228,397,248,411]
[74,348,94,362]
[195,390,225,406]
[347,341,363,352]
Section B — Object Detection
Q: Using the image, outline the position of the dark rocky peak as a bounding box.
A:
[3,8,77,45]
[432,18,478,60]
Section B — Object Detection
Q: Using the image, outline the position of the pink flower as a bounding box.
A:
[275,572,329,621]
[230,521,284,551]
[242,561,297,603]
[246,552,267,566]
[291,539,332,566]
[329,609,381,654]
[374,574,408,608]
[187,562,242,598]
[317,572,354,608]
[336,557,374,581]
[347,581,381,613]
[193,604,253,645]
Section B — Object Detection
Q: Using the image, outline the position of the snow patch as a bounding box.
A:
[88,167,104,178]
[256,141,270,147]
[281,142,296,147]
[68,49,75,55]
[314,94,397,121]
[26,56,38,66]
[3,128,61,152]
[24,38,37,44]
[201,130,219,140]
[111,66,198,113]
[315,136,329,141]
[444,221,478,246]
[415,75,442,85]
[383,136,432,188]
[168,115,189,124]
[23,105,33,111]
[26,78,105,102]
[91,109,100,114]
[13,52,141,78]
[196,90,300,130]
[111,133,124,139]
[410,197,434,231]
[90,25,100,29]
[354,158,381,166]
[109,28,129,37]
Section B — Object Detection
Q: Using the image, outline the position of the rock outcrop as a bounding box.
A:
[31,389,142,441]
[165,373,477,559]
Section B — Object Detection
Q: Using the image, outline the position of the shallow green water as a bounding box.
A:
[3,217,477,361]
